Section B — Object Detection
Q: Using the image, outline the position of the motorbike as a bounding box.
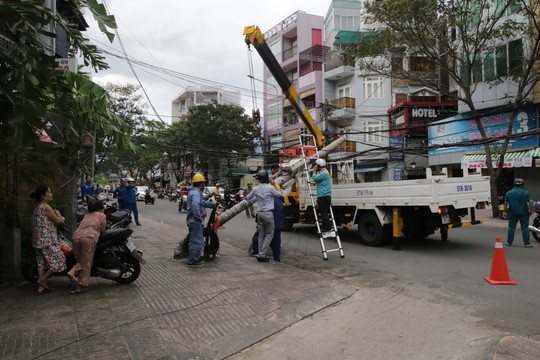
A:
[144,192,155,205]
[178,194,187,212]
[77,201,130,229]
[529,204,540,242]
[22,226,145,284]
[169,190,178,202]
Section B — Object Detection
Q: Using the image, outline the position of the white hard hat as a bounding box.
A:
[126,177,135,182]
[315,158,326,167]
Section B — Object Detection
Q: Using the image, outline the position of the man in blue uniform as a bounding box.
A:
[113,178,127,210]
[123,178,141,226]
[80,175,95,202]
[186,173,219,267]
[503,178,534,247]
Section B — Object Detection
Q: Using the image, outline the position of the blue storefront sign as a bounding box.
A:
[389,136,405,160]
[428,107,538,155]
[393,167,403,181]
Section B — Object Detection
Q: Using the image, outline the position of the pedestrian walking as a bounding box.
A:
[80,175,95,202]
[67,198,106,294]
[244,183,256,218]
[113,178,127,210]
[30,185,67,295]
[186,173,219,267]
[312,158,334,238]
[244,170,282,262]
[123,178,141,226]
[503,178,534,247]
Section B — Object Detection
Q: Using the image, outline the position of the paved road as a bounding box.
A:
[143,198,540,336]
[2,198,539,359]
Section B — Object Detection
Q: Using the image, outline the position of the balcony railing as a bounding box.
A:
[337,140,356,153]
[282,45,297,61]
[330,97,355,109]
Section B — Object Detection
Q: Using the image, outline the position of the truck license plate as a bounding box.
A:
[126,240,137,252]
[441,214,451,224]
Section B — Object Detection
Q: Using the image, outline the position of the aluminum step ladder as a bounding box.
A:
[298,134,344,260]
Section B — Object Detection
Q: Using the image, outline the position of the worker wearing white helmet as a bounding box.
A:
[312,158,334,238]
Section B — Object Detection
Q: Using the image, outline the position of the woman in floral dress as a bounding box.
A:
[67,198,106,294]
[30,185,66,295]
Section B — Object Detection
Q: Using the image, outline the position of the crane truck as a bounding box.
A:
[235,25,491,247]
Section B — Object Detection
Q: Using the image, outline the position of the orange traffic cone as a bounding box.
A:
[485,237,516,285]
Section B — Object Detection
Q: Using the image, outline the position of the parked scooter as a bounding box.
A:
[22,226,145,284]
[528,204,540,242]
[77,200,130,229]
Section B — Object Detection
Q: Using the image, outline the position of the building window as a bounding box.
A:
[364,121,383,143]
[363,77,383,99]
[337,83,351,98]
[484,50,495,81]
[508,39,523,76]
[269,40,281,57]
[460,39,522,83]
[267,134,282,152]
[495,45,508,77]
[334,15,360,31]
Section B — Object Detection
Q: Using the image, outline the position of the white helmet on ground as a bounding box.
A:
[315,158,326,167]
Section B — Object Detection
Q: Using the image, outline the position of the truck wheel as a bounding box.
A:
[358,213,387,246]
[440,227,448,241]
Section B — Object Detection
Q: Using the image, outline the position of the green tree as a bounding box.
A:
[346,0,540,216]
[174,101,259,184]
[0,0,131,232]
[94,82,175,187]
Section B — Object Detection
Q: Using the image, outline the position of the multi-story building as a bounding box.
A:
[321,0,457,182]
[262,11,327,165]
[323,0,393,182]
[427,2,540,198]
[171,86,241,123]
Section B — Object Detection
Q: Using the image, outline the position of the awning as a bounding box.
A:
[461,148,540,169]
[354,166,385,173]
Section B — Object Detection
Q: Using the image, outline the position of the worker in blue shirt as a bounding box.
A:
[186,173,219,267]
[312,158,334,238]
[245,170,283,262]
[80,176,95,202]
[123,178,141,226]
[503,178,534,247]
[113,178,127,210]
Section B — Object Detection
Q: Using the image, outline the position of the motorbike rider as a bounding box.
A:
[186,173,219,267]
[145,187,152,202]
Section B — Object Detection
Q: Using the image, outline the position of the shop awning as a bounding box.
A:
[354,166,385,173]
[461,148,540,169]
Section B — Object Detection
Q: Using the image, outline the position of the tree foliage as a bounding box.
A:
[346,0,540,215]
[0,0,132,230]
